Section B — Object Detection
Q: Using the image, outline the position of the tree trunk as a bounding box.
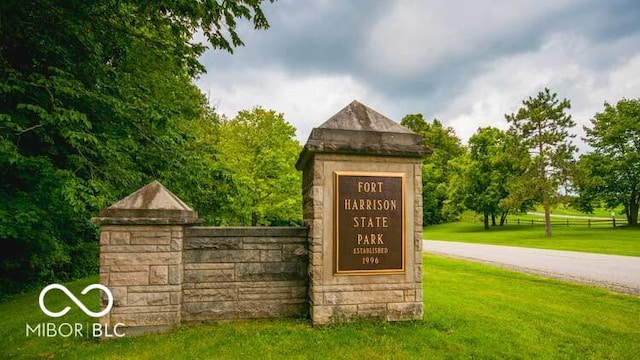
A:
[491,214,496,226]
[483,214,489,230]
[629,192,639,226]
[544,204,552,237]
[251,212,258,226]
[499,211,508,226]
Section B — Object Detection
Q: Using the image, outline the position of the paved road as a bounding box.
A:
[423,240,640,295]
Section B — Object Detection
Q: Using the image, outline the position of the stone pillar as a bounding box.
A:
[93,181,199,336]
[296,101,430,324]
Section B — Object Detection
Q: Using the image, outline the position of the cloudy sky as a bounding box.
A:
[196,0,640,150]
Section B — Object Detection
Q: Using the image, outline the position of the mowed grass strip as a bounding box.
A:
[424,221,640,256]
[2,256,639,359]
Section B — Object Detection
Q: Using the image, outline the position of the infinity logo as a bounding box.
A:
[38,284,114,318]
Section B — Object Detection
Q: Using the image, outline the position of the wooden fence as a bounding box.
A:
[506,218,627,228]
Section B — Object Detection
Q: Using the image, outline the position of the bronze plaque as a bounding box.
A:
[334,171,405,275]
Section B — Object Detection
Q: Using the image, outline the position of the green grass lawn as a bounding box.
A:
[424,217,640,256]
[2,256,639,359]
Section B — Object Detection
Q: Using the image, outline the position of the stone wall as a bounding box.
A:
[181,227,308,321]
[99,224,185,335]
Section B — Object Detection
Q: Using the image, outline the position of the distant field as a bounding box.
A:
[424,214,640,256]
[533,204,621,218]
[2,256,639,359]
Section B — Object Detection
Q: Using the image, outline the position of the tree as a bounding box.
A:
[217,108,302,226]
[0,0,273,294]
[576,99,640,226]
[444,127,530,229]
[401,114,463,225]
[505,88,577,237]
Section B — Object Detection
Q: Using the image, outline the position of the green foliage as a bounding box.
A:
[576,98,640,226]
[0,0,272,294]
[444,127,530,229]
[401,114,463,225]
[505,88,577,237]
[217,108,302,226]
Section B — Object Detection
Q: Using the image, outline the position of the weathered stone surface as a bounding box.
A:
[357,303,386,318]
[128,292,171,306]
[109,271,149,286]
[100,232,110,245]
[168,265,182,285]
[186,227,307,238]
[131,232,171,245]
[323,290,404,305]
[184,249,260,263]
[96,181,199,224]
[183,288,236,302]
[184,268,234,283]
[235,262,305,281]
[260,250,282,262]
[102,252,181,266]
[149,265,169,285]
[185,237,242,250]
[386,302,423,321]
[183,263,234,270]
[110,232,130,245]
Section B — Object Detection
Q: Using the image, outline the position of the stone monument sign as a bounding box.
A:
[296,100,430,324]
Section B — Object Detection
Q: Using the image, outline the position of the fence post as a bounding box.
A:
[517,219,520,226]
[588,219,591,228]
[613,217,616,228]
[531,219,534,226]
[566,219,569,227]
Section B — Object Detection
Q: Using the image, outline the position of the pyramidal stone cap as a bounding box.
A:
[296,100,431,169]
[94,181,199,224]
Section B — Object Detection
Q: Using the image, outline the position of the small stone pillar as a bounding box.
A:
[296,101,430,324]
[93,181,199,336]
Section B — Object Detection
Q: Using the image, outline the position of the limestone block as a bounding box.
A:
[185,237,241,250]
[102,245,157,253]
[109,271,149,286]
[100,232,110,245]
[260,250,282,262]
[168,265,182,285]
[235,262,305,281]
[128,285,181,293]
[311,305,333,324]
[183,288,236,302]
[128,292,171,306]
[386,302,423,321]
[170,236,183,251]
[149,265,169,285]
[131,231,171,245]
[110,232,130,245]
[323,290,404,305]
[183,263,235,270]
[184,249,260,263]
[281,244,308,261]
[109,265,149,272]
[184,268,234,283]
[170,292,181,305]
[357,303,386,318]
[243,243,282,250]
[102,252,181,266]
[110,286,127,307]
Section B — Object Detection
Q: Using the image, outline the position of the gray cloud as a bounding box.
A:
[196,0,640,146]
